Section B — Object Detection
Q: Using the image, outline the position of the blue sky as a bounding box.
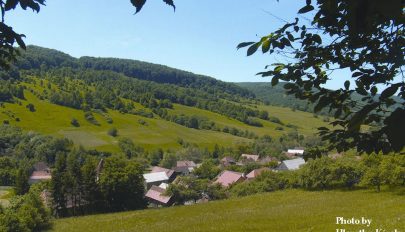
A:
[7,0,348,89]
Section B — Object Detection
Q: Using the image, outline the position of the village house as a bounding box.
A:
[277,157,306,171]
[220,156,236,167]
[287,147,305,156]
[151,166,176,182]
[29,162,52,184]
[246,167,271,180]
[143,171,171,189]
[145,185,173,207]
[174,160,197,175]
[214,170,245,187]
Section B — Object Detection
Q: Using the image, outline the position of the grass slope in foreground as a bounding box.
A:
[51,189,404,232]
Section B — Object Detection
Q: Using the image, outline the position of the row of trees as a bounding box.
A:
[51,151,146,217]
[166,154,404,205]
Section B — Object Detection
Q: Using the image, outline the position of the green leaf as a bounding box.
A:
[4,0,19,11]
[314,96,329,113]
[262,39,270,53]
[370,86,377,96]
[271,77,279,86]
[281,37,291,46]
[344,80,350,90]
[274,65,284,73]
[163,0,176,11]
[380,84,400,99]
[352,72,363,77]
[247,43,259,56]
[298,5,314,14]
[237,42,255,50]
[287,32,294,41]
[131,0,147,13]
[347,103,379,132]
[312,34,322,44]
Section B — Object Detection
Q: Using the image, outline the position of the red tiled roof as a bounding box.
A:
[29,171,52,180]
[246,168,270,179]
[176,160,196,168]
[214,170,244,187]
[145,185,172,204]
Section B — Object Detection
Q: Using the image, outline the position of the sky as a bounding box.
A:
[7,0,349,89]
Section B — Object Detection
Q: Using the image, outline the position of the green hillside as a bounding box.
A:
[0,46,329,152]
[0,84,327,152]
[50,189,405,232]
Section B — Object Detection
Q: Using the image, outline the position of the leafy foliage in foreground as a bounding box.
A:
[239,0,405,154]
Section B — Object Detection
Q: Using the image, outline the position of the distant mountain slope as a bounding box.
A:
[236,82,314,113]
[15,46,254,100]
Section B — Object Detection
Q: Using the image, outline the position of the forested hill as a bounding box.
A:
[236,82,314,113]
[12,45,254,99]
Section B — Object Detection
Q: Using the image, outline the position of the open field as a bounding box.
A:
[0,85,327,152]
[0,186,13,207]
[50,189,405,232]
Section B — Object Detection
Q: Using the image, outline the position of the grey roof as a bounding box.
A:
[280,158,306,170]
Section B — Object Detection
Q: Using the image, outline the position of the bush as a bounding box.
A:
[84,112,100,125]
[71,118,80,127]
[138,119,147,125]
[299,156,335,189]
[231,171,286,197]
[0,187,50,232]
[107,128,118,137]
[26,103,35,112]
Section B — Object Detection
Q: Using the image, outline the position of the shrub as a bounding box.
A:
[26,103,35,112]
[107,128,118,137]
[70,118,80,127]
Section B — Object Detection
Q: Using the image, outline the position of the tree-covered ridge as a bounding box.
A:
[0,46,274,131]
[15,46,254,100]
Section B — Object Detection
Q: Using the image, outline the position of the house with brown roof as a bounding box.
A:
[214,170,245,187]
[240,154,260,162]
[145,185,173,207]
[29,162,52,184]
[246,167,271,180]
[174,160,197,175]
[220,156,236,167]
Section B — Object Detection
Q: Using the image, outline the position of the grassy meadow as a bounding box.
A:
[0,81,328,152]
[50,189,405,232]
[0,186,13,208]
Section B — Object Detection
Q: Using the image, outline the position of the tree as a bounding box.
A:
[159,153,177,169]
[118,137,142,158]
[193,159,220,180]
[51,153,68,217]
[98,156,146,211]
[238,0,404,154]
[14,166,29,195]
